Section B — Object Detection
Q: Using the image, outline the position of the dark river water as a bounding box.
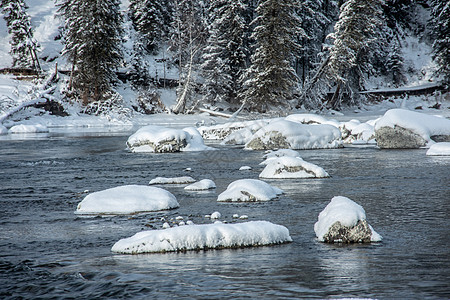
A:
[0,132,449,299]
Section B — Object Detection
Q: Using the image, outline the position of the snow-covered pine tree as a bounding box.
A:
[430,0,450,84]
[201,0,247,106]
[169,0,208,113]
[325,0,384,109]
[1,0,40,70]
[58,0,124,105]
[242,0,305,112]
[386,43,405,86]
[129,0,166,54]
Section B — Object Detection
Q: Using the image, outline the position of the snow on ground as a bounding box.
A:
[259,156,329,179]
[149,176,196,185]
[217,179,283,202]
[426,142,450,156]
[184,179,216,191]
[126,125,214,152]
[111,221,292,254]
[374,109,450,144]
[314,196,382,242]
[75,185,179,215]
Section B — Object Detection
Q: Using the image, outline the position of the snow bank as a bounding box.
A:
[126,125,213,152]
[149,176,196,185]
[184,179,216,190]
[75,185,179,215]
[245,120,342,150]
[426,142,450,156]
[314,196,382,243]
[285,113,340,128]
[9,124,49,134]
[0,125,7,135]
[259,156,329,179]
[217,179,283,202]
[375,109,450,144]
[111,221,292,254]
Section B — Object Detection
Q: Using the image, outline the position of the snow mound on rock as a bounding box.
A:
[426,142,450,156]
[285,113,340,127]
[127,125,213,152]
[260,149,301,165]
[259,156,329,179]
[111,221,292,254]
[75,185,179,215]
[217,179,283,202]
[184,179,216,190]
[149,176,196,185]
[9,124,49,134]
[245,120,342,150]
[375,109,450,144]
[314,196,382,243]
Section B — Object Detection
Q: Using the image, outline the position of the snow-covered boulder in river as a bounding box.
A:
[259,156,329,179]
[217,179,283,202]
[426,142,450,156]
[75,185,179,215]
[111,221,292,254]
[314,196,382,243]
[245,120,342,150]
[126,125,213,152]
[184,179,216,190]
[374,109,450,149]
[149,176,196,185]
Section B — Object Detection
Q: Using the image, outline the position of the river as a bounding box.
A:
[0,132,449,299]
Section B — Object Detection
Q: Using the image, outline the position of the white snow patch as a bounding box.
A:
[184,179,216,191]
[149,176,196,185]
[210,211,221,219]
[260,149,301,165]
[259,156,329,179]
[75,185,179,215]
[375,109,450,143]
[246,120,342,150]
[9,124,49,134]
[217,179,283,202]
[285,113,340,128]
[111,221,292,254]
[314,196,382,242]
[426,142,450,156]
[239,166,252,171]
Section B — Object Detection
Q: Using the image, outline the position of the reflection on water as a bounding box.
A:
[0,136,449,299]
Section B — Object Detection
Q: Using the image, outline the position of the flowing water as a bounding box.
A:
[0,132,449,299]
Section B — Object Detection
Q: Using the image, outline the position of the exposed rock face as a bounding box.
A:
[431,135,450,143]
[375,126,427,149]
[245,131,291,150]
[127,138,187,153]
[322,220,373,243]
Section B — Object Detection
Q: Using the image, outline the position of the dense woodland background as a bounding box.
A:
[1,0,449,115]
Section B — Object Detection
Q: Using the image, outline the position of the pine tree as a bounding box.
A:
[1,0,40,70]
[242,0,305,112]
[129,0,166,54]
[201,0,247,106]
[58,0,124,105]
[430,0,450,83]
[326,0,384,109]
[386,43,405,86]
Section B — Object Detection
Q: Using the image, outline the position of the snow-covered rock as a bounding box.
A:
[199,119,271,141]
[285,113,340,128]
[259,156,329,179]
[245,120,342,150]
[239,166,252,171]
[149,176,196,185]
[221,120,270,145]
[184,179,216,190]
[426,142,450,156]
[126,125,213,152]
[260,149,301,165]
[111,221,292,254]
[314,196,382,243]
[217,179,283,202]
[374,109,450,148]
[75,185,179,215]
[9,124,49,134]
